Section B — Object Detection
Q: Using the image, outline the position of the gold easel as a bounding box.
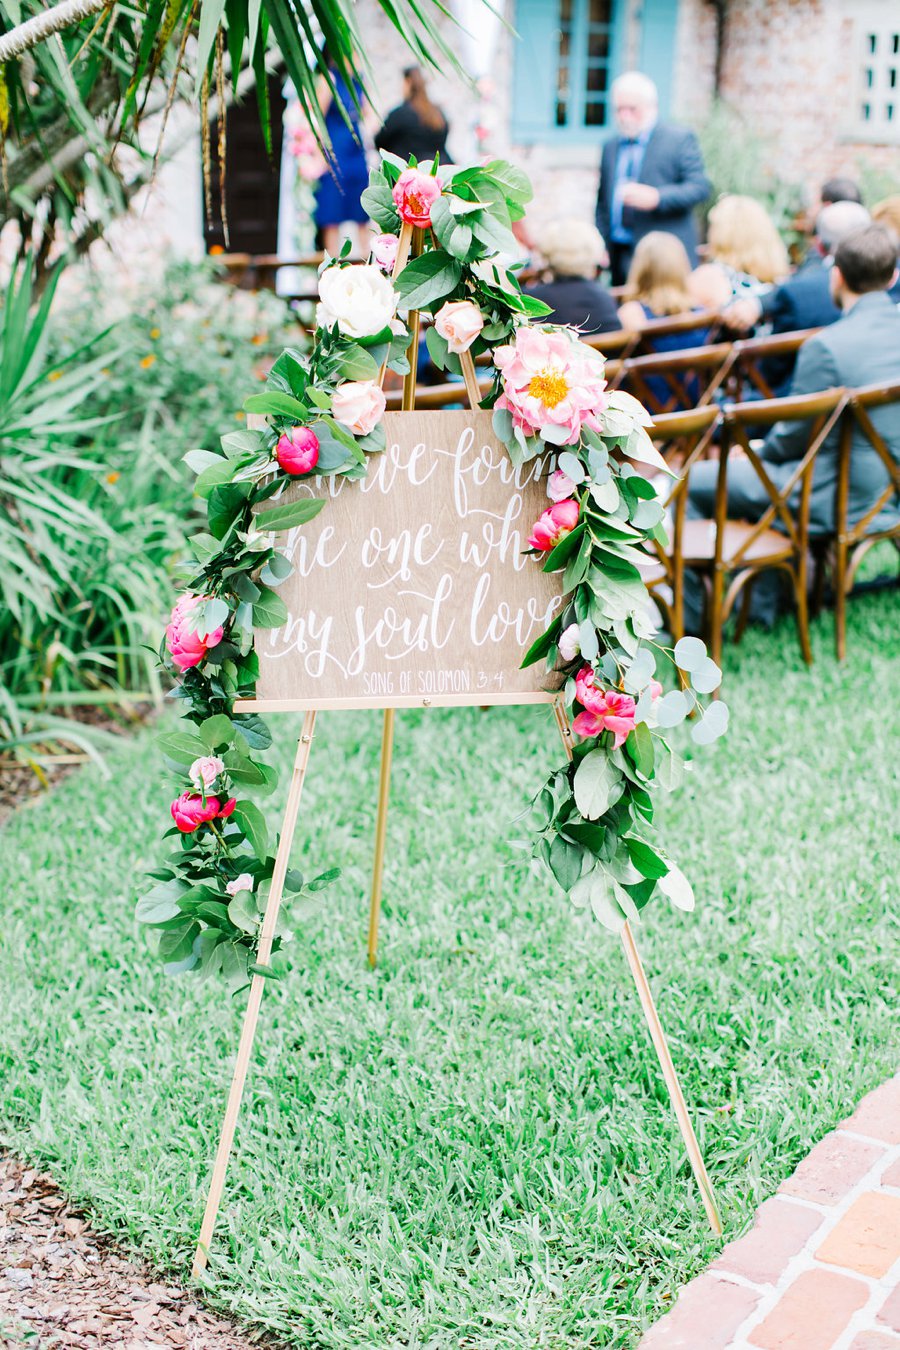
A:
[192,226,721,1278]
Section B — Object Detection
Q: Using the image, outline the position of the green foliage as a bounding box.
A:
[0,581,897,1342]
[692,99,806,244]
[0,255,293,769]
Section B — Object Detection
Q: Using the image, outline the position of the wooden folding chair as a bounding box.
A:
[581,327,641,360]
[630,309,722,355]
[618,341,735,416]
[638,406,722,640]
[825,380,900,660]
[724,327,821,401]
[687,389,847,664]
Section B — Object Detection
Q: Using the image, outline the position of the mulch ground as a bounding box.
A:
[0,1154,265,1349]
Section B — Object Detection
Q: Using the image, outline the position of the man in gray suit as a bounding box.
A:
[595,72,711,286]
[689,223,900,537]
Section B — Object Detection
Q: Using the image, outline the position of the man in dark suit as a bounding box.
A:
[723,200,871,393]
[594,71,711,286]
[689,224,900,538]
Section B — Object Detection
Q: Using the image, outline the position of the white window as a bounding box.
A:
[853,8,900,141]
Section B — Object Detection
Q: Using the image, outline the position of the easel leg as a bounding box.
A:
[551,699,723,1236]
[367,708,395,968]
[192,708,318,1277]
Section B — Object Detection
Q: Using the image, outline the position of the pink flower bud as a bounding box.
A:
[528,499,580,552]
[276,425,320,476]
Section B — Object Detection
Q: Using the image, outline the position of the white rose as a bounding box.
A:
[558,623,581,663]
[316,264,397,340]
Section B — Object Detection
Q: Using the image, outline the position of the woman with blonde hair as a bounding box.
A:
[618,232,712,406]
[525,218,619,334]
[690,194,790,308]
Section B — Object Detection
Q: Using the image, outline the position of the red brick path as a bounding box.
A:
[639,1074,900,1350]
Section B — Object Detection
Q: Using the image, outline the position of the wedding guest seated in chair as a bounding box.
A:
[525,220,620,335]
[684,224,900,629]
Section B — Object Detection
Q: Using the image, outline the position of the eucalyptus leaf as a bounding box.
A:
[690,656,723,694]
[673,636,707,672]
[656,689,690,728]
[573,751,623,821]
[658,863,695,911]
[692,700,729,744]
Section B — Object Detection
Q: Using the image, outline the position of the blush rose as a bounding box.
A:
[331,380,386,437]
[434,300,484,354]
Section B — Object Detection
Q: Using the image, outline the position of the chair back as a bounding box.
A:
[630,308,722,355]
[582,327,641,360]
[726,327,821,400]
[618,342,734,415]
[836,379,900,542]
[713,388,847,567]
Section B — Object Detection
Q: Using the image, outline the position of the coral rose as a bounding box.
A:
[165,595,224,673]
[528,499,580,552]
[434,300,484,354]
[494,327,608,446]
[392,168,441,227]
[276,425,320,475]
[331,380,386,437]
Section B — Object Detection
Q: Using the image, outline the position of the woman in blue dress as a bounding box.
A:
[315,63,370,257]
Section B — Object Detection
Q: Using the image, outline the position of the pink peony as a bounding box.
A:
[572,665,637,748]
[494,327,609,446]
[276,425,320,476]
[189,756,225,791]
[165,595,224,673]
[434,300,484,354]
[392,168,441,227]
[547,468,577,502]
[171,792,222,833]
[371,233,400,272]
[528,499,580,552]
[331,380,386,437]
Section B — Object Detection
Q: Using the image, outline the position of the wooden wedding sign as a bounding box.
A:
[252,408,564,710]
[191,396,722,1277]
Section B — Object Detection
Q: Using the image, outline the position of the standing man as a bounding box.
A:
[595,72,711,286]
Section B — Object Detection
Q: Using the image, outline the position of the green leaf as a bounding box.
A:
[626,721,655,778]
[244,390,309,419]
[255,496,326,533]
[394,250,462,309]
[199,714,235,750]
[569,868,627,933]
[573,750,623,821]
[137,879,189,925]
[157,730,207,765]
[519,614,563,669]
[624,837,669,880]
[208,483,252,540]
[232,801,269,862]
[227,889,259,935]
[252,587,289,629]
[542,523,585,573]
[548,835,583,892]
[222,749,266,784]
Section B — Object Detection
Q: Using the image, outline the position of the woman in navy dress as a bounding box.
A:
[315,65,370,256]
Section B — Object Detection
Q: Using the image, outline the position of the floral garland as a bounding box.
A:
[139,154,728,989]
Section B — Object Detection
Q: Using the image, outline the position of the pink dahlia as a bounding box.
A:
[494,327,609,446]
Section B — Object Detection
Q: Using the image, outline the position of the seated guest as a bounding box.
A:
[820,176,864,208]
[690,194,790,308]
[617,231,712,408]
[688,224,900,539]
[525,220,619,335]
[722,199,871,393]
[872,196,900,301]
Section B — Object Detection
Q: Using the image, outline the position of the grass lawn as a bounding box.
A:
[1,578,897,1348]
